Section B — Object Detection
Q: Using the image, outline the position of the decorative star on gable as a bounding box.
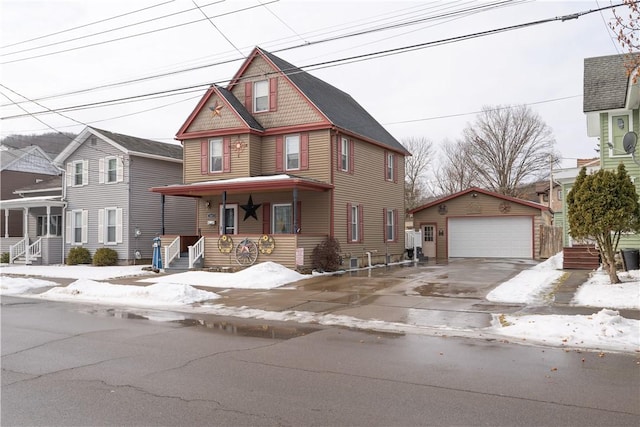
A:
[209,100,223,117]
[240,195,262,221]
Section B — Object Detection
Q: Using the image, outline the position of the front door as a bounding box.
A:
[423,224,436,258]
[220,204,238,235]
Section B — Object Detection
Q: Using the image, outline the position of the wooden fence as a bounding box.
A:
[539,225,563,259]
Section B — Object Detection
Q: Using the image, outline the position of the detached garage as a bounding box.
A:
[409,187,551,260]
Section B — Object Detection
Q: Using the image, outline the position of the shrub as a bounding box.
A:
[93,247,118,266]
[312,236,342,272]
[1,252,9,263]
[66,247,92,265]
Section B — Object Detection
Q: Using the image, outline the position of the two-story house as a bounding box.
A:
[151,47,409,270]
[583,53,640,251]
[53,127,196,264]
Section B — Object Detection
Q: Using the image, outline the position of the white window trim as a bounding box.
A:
[99,207,123,245]
[219,204,238,235]
[209,138,223,173]
[68,160,89,187]
[254,80,269,113]
[386,209,395,242]
[67,209,88,245]
[285,134,300,171]
[351,204,359,242]
[386,153,394,181]
[99,156,123,184]
[37,215,62,237]
[272,203,292,234]
[341,137,349,171]
[607,110,633,157]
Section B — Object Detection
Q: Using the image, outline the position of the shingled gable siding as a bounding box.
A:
[186,95,244,134]
[332,136,405,266]
[231,56,324,128]
[184,137,251,183]
[261,130,331,183]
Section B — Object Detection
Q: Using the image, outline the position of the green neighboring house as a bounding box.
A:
[576,53,640,250]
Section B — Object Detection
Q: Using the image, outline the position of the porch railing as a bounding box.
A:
[28,237,42,261]
[9,237,27,264]
[188,236,205,269]
[164,236,180,268]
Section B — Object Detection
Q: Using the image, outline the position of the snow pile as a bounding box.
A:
[0,264,152,280]
[491,308,640,352]
[486,252,565,304]
[139,261,307,289]
[38,279,220,306]
[1,276,58,295]
[572,269,640,310]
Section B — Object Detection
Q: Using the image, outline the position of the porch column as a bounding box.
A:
[4,209,8,238]
[161,194,165,235]
[293,188,298,234]
[23,207,29,264]
[221,191,226,234]
[46,205,51,236]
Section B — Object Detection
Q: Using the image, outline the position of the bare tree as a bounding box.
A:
[610,0,640,82]
[402,137,433,210]
[433,139,480,196]
[461,105,556,197]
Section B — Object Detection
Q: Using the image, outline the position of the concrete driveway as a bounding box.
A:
[214,258,542,329]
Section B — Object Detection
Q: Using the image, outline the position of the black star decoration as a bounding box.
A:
[240,195,261,221]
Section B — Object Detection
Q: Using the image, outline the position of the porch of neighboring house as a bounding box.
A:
[0,196,66,265]
[151,175,334,271]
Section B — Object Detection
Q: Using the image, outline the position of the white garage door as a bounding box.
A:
[448,217,532,258]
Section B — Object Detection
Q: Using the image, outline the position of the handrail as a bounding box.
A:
[164,236,180,268]
[188,236,205,269]
[9,238,27,264]
[28,238,42,260]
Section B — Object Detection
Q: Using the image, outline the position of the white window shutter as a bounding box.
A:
[81,210,88,243]
[65,211,72,243]
[99,158,105,184]
[82,160,89,186]
[98,209,104,243]
[66,163,72,187]
[116,208,123,243]
[117,157,124,182]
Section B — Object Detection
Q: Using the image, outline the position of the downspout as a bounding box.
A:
[161,194,165,235]
[222,191,226,234]
[293,187,298,234]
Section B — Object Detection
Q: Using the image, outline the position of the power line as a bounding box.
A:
[191,0,245,58]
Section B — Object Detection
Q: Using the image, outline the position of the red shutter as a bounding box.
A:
[275,136,283,172]
[393,209,399,243]
[383,208,387,242]
[296,200,302,233]
[383,151,388,180]
[244,82,253,112]
[336,135,342,171]
[269,77,277,111]
[200,140,208,174]
[358,204,364,243]
[300,133,309,170]
[349,139,354,174]
[393,154,398,183]
[223,137,231,172]
[346,203,352,242]
[262,202,271,234]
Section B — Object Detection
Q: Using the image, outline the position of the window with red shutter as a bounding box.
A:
[269,77,278,111]
[200,140,208,174]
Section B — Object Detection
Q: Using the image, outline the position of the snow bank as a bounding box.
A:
[572,269,640,309]
[0,264,152,280]
[1,276,58,295]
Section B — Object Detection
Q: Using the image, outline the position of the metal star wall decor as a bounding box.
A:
[240,195,261,221]
[209,100,223,117]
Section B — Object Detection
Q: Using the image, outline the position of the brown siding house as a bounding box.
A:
[152,47,409,270]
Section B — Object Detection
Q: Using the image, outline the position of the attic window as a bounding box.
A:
[90,136,97,146]
[254,80,268,112]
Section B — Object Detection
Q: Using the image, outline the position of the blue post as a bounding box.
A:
[152,235,163,271]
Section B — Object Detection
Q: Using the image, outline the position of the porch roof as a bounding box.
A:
[150,174,334,197]
[0,195,66,210]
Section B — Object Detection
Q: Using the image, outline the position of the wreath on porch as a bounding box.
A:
[218,234,234,253]
[258,234,275,254]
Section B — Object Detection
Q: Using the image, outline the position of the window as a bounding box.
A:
[220,204,238,235]
[285,135,300,170]
[73,211,83,244]
[98,208,122,244]
[99,157,122,184]
[557,189,562,201]
[385,152,394,181]
[106,158,118,183]
[106,209,117,243]
[351,205,359,242]
[37,215,62,236]
[385,209,395,242]
[609,112,633,156]
[424,225,434,242]
[209,138,223,172]
[74,161,84,186]
[273,204,292,234]
[254,80,269,112]
[341,137,349,171]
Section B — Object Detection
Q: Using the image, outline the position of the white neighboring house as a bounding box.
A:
[51,127,196,264]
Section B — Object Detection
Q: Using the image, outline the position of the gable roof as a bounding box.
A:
[409,187,549,214]
[0,144,59,174]
[13,175,62,195]
[55,127,183,165]
[583,53,640,112]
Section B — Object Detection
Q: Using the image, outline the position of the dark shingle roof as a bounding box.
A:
[258,48,409,155]
[216,85,264,131]
[583,53,639,112]
[90,127,183,160]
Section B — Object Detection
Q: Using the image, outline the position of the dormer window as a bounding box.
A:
[254,80,269,112]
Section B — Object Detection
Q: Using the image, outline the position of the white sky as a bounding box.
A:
[0,0,627,170]
[1,255,639,353]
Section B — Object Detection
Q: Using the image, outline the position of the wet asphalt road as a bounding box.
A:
[2,296,639,426]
